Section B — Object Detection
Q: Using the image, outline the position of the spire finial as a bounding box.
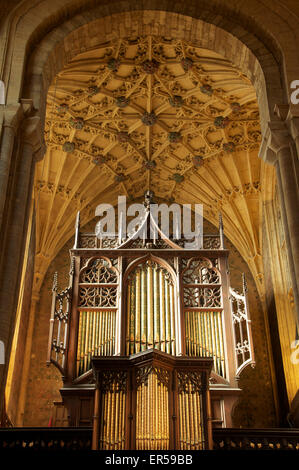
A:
[144,190,154,209]
[219,212,224,249]
[242,272,248,294]
[74,211,80,248]
[75,211,80,229]
[52,272,58,292]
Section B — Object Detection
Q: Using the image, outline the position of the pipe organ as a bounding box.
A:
[126,262,176,355]
[47,201,255,449]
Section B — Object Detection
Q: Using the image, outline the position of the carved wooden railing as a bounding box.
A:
[0,427,298,450]
[0,427,92,450]
[213,428,299,450]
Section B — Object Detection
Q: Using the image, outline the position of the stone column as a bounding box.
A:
[0,106,44,417]
[260,120,299,329]
[0,105,22,233]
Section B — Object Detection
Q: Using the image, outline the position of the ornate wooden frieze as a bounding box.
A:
[135,366,170,389]
[176,370,203,394]
[98,370,127,393]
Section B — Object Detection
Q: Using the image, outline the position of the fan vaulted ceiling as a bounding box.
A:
[35,35,266,295]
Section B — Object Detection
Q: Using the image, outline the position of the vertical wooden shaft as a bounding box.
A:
[92,387,100,450]
[206,388,213,450]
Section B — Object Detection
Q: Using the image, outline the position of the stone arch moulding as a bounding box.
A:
[5,3,290,134]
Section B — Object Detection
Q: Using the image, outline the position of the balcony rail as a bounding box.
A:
[213,428,299,450]
[0,427,298,450]
[0,427,92,450]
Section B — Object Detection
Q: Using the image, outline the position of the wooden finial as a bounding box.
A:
[219,212,224,249]
[74,211,80,248]
[75,211,80,229]
[242,272,248,294]
[52,272,58,292]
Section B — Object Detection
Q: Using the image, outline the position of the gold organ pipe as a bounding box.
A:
[188,312,192,355]
[107,391,112,449]
[210,312,216,371]
[164,280,169,354]
[217,312,225,377]
[158,378,162,449]
[81,311,86,373]
[102,392,107,449]
[126,283,131,355]
[77,312,83,375]
[160,271,165,352]
[135,270,141,353]
[185,312,190,355]
[122,391,126,449]
[154,373,157,449]
[84,311,89,372]
[87,311,93,369]
[153,268,159,349]
[202,312,209,357]
[145,379,149,449]
[114,389,119,449]
[185,385,190,449]
[147,266,154,348]
[170,284,175,354]
[150,377,152,450]
[111,386,116,449]
[213,312,220,374]
[104,311,107,356]
[165,384,168,449]
[142,383,145,450]
[94,311,99,357]
[161,382,164,450]
[195,312,200,356]
[192,312,196,356]
[138,385,142,450]
[109,312,112,355]
[113,311,116,354]
[193,389,199,448]
[198,392,203,448]
[141,269,147,351]
[181,391,186,450]
[167,281,172,354]
[189,384,195,449]
[106,312,109,356]
[203,312,208,357]
[106,311,110,356]
[130,280,135,355]
[99,394,103,449]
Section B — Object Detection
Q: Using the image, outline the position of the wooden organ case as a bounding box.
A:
[47,202,255,450]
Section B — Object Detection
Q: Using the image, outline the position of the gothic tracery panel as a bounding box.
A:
[76,258,119,376]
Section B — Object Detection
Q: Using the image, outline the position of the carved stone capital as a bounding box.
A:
[0,104,23,133]
[21,115,45,161]
[259,120,291,164]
